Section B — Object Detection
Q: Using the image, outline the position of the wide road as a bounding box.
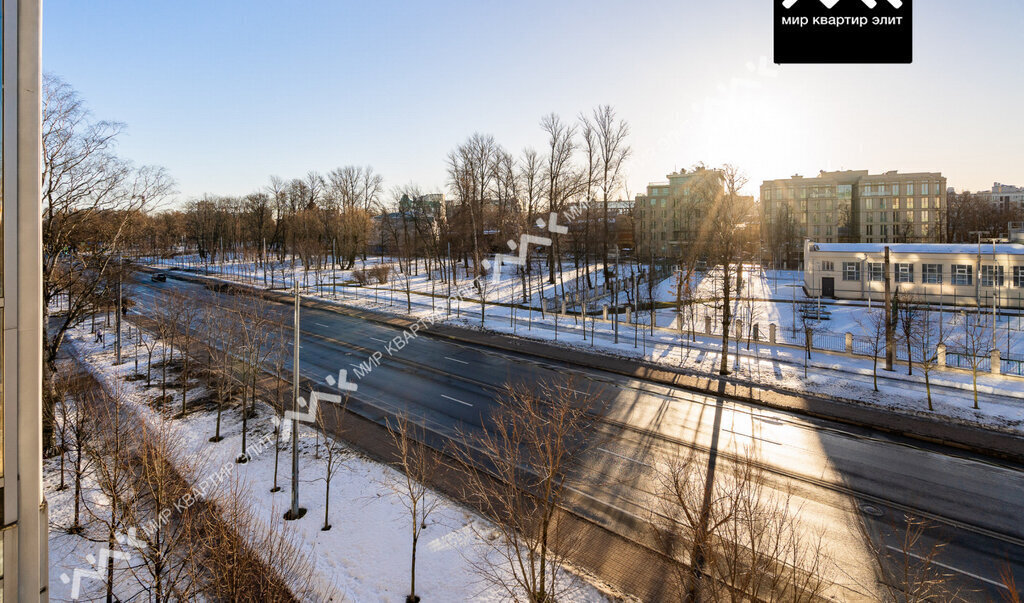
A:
[130,273,1024,600]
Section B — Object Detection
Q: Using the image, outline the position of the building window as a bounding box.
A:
[843,262,861,282]
[1014,266,1024,288]
[896,263,913,283]
[907,183,914,195]
[922,182,929,195]
[981,265,1005,287]
[660,198,666,207]
[821,261,834,272]
[868,262,884,282]
[951,264,972,286]
[865,198,873,210]
[923,264,943,284]
[866,225,874,235]
[921,210,929,223]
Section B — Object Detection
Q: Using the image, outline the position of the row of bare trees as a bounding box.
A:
[51,363,313,601]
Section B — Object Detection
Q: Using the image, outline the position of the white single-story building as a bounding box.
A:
[803,240,1024,308]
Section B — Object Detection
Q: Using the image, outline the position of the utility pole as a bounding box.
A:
[288,266,303,520]
[969,230,988,305]
[884,246,894,371]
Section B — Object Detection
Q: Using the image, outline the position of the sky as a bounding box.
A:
[43,0,1024,206]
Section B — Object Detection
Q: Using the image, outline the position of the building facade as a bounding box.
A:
[3,0,48,599]
[635,168,725,257]
[762,170,947,246]
[977,183,1024,211]
[803,240,1024,309]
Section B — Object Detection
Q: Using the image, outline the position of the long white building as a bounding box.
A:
[803,240,1024,309]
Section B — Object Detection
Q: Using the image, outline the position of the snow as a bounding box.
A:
[53,319,619,602]
[811,242,1024,255]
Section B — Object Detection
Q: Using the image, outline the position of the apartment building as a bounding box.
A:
[761,170,947,246]
[3,0,48,599]
[635,167,727,257]
[977,183,1024,211]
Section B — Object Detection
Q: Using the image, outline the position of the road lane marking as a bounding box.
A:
[597,447,652,468]
[444,356,469,365]
[369,337,387,343]
[724,428,780,445]
[884,545,1008,590]
[441,394,472,407]
[314,321,329,328]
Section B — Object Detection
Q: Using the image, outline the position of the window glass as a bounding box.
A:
[843,262,861,281]
[868,262,884,281]
[951,264,973,286]
[923,264,943,284]
[896,263,913,283]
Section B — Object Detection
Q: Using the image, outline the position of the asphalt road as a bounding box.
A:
[129,274,1024,600]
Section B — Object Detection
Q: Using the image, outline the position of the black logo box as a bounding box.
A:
[774,0,912,64]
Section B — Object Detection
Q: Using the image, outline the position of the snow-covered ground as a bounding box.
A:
[53,319,618,602]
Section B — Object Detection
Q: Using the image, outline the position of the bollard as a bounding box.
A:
[753,324,759,342]
[992,349,1002,375]
[735,319,743,339]
[845,332,854,354]
[937,343,946,367]
[602,304,608,320]
[770,323,777,344]
[625,306,632,324]
[705,316,712,334]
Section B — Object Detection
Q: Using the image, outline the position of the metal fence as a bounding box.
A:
[812,331,846,352]
[945,351,992,373]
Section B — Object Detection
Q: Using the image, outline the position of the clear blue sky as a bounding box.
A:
[44,0,1023,205]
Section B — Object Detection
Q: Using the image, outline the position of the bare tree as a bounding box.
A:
[857,308,888,392]
[42,74,174,436]
[654,447,833,601]
[316,400,351,532]
[385,413,442,603]
[875,516,964,601]
[592,105,631,278]
[690,166,754,375]
[169,290,201,416]
[958,311,993,409]
[123,423,205,601]
[453,379,597,602]
[915,307,947,411]
[82,380,136,602]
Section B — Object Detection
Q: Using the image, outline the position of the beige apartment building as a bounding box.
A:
[636,167,752,257]
[762,170,947,246]
[804,240,1024,308]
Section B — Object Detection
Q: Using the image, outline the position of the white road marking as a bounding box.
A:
[444,356,469,365]
[723,428,780,445]
[597,447,652,468]
[315,321,329,328]
[885,545,1008,590]
[369,337,387,343]
[441,394,472,407]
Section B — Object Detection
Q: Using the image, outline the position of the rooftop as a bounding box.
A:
[810,242,1024,255]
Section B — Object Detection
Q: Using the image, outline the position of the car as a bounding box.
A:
[151,273,167,282]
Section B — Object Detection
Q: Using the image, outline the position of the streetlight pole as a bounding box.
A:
[288,265,303,520]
